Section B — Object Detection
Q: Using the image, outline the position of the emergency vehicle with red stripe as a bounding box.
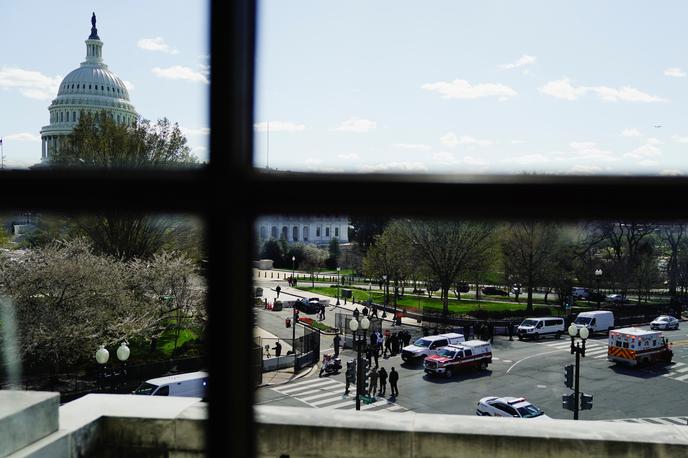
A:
[423,340,492,377]
[608,327,672,367]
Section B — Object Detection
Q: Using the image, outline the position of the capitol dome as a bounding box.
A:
[40,13,137,162]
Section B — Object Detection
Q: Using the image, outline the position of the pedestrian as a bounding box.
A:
[344,361,355,395]
[320,304,326,320]
[389,367,399,397]
[333,332,341,358]
[276,285,281,298]
[376,332,384,356]
[403,330,411,347]
[293,277,298,287]
[373,346,379,367]
[369,367,379,397]
[378,367,388,396]
[273,340,282,357]
[391,333,399,356]
[264,344,271,358]
[371,303,378,317]
[366,345,373,367]
[384,333,391,357]
[362,306,368,316]
[353,307,360,319]
[369,331,377,348]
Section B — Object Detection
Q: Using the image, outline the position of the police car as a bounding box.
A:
[650,315,680,330]
[476,396,550,419]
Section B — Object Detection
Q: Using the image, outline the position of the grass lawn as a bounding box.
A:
[298,286,563,315]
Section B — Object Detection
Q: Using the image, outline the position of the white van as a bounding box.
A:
[574,311,614,336]
[401,332,465,362]
[571,287,591,299]
[133,371,208,398]
[517,317,565,340]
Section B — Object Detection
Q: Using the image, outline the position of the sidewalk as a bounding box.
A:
[254,326,293,356]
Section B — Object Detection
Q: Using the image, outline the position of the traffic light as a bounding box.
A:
[580,393,593,410]
[564,364,574,389]
[562,393,576,411]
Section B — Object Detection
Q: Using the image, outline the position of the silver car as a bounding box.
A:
[476,396,550,419]
[651,315,679,330]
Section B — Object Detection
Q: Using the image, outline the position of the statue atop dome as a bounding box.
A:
[89,12,99,40]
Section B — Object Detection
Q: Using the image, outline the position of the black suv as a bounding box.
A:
[295,299,320,314]
[481,286,508,296]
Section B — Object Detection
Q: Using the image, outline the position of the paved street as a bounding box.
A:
[256,315,688,422]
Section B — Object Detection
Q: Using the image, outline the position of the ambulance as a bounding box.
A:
[607,328,672,367]
[423,340,492,377]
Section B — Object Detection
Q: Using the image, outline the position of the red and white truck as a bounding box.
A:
[423,340,492,377]
[607,327,673,367]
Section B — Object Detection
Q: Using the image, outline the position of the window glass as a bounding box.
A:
[1,1,208,169]
[255,2,688,176]
[154,385,170,396]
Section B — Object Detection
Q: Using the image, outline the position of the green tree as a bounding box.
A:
[327,237,341,269]
[50,111,197,168]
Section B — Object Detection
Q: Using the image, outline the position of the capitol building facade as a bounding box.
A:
[256,216,350,246]
[40,14,137,162]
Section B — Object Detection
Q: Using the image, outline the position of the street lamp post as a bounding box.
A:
[291,256,296,284]
[337,267,341,306]
[95,345,109,392]
[348,315,370,411]
[595,269,603,308]
[567,324,589,420]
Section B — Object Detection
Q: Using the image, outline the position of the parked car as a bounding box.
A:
[517,317,565,340]
[606,294,625,304]
[457,282,470,293]
[476,396,550,419]
[651,315,680,330]
[588,292,606,303]
[481,287,508,296]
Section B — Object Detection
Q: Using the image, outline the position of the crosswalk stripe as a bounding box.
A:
[310,395,351,406]
[673,366,688,373]
[275,376,335,389]
[387,405,407,411]
[300,391,343,402]
[645,418,679,425]
[276,379,339,394]
[671,362,686,368]
[594,353,609,359]
[329,400,360,409]
[360,399,396,411]
[673,373,688,381]
[661,417,687,425]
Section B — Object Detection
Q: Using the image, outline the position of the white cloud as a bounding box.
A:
[180,127,210,136]
[499,54,536,70]
[540,79,587,101]
[625,142,661,159]
[0,67,61,100]
[540,78,664,102]
[338,153,360,161]
[646,137,662,145]
[253,121,305,132]
[422,79,517,100]
[440,132,492,148]
[569,142,615,159]
[2,132,40,142]
[440,132,459,147]
[463,155,489,166]
[433,152,459,164]
[511,139,525,144]
[358,162,428,173]
[336,117,376,133]
[637,159,659,166]
[672,135,688,143]
[305,158,322,165]
[137,37,179,54]
[660,169,683,176]
[122,80,135,92]
[393,143,431,150]
[151,66,208,84]
[664,68,686,78]
[502,154,552,164]
[569,165,603,174]
[622,128,641,137]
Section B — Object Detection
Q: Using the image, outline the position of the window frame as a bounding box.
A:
[9,1,688,456]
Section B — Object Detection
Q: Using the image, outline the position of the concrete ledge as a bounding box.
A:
[255,406,688,458]
[7,393,207,457]
[0,391,59,458]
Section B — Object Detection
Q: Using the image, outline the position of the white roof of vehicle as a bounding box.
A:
[611,328,660,337]
[458,340,490,348]
[577,310,613,316]
[522,317,562,321]
[423,333,463,341]
[147,371,208,386]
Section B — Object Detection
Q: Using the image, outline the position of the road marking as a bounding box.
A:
[605,416,688,424]
[506,350,562,374]
[274,379,338,394]
[674,366,688,373]
[311,396,349,406]
[594,353,609,359]
[492,357,500,361]
[503,360,513,363]
[536,385,547,388]
[674,373,688,381]
[276,376,335,389]
[300,391,343,402]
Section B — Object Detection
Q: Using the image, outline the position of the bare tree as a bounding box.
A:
[401,220,495,317]
[501,222,560,312]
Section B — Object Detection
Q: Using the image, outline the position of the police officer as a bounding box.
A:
[344,360,355,395]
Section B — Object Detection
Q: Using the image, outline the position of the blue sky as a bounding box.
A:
[1,0,209,167]
[254,1,688,175]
